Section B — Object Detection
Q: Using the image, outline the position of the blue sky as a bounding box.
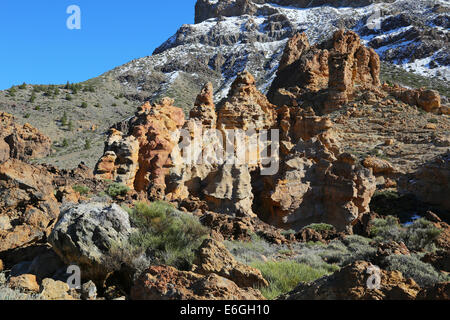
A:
[0,0,197,89]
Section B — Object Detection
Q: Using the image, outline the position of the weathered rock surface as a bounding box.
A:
[130,265,265,300]
[8,274,40,293]
[383,84,443,114]
[95,99,185,198]
[399,152,450,211]
[417,282,450,300]
[281,261,421,300]
[48,202,132,282]
[0,112,52,163]
[268,30,381,113]
[0,159,59,255]
[193,238,268,288]
[39,278,74,300]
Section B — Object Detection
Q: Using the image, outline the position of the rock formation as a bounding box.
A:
[0,159,60,255]
[49,202,133,282]
[0,112,52,163]
[268,29,381,113]
[95,98,185,198]
[399,152,450,211]
[281,261,421,300]
[130,265,265,300]
[192,238,268,288]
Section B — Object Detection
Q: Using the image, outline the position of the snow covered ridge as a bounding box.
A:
[108,0,448,106]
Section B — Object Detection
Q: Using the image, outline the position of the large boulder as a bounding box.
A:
[48,202,132,282]
[130,265,265,300]
[192,239,268,288]
[281,261,421,300]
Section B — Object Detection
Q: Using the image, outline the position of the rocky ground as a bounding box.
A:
[1,24,449,300]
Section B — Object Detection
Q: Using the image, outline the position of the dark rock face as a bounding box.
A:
[194,0,395,24]
[399,152,450,212]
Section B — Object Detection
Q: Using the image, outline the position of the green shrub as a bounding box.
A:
[127,202,209,269]
[304,223,335,232]
[80,102,88,109]
[106,182,130,198]
[61,138,69,147]
[34,106,40,111]
[383,254,449,287]
[403,218,441,251]
[65,94,72,101]
[250,260,332,299]
[23,113,30,119]
[18,82,27,89]
[84,139,91,150]
[427,118,438,124]
[370,216,441,251]
[72,185,90,195]
[29,93,36,103]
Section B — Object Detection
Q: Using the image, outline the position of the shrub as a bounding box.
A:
[428,118,438,124]
[61,138,69,147]
[127,202,209,270]
[403,218,441,251]
[370,216,441,251]
[383,254,449,287]
[29,93,36,103]
[72,185,90,195]
[84,139,91,150]
[18,82,27,89]
[106,183,130,198]
[250,260,332,299]
[34,106,40,111]
[61,112,68,126]
[303,223,335,232]
[23,113,30,119]
[80,102,88,109]
[65,94,72,101]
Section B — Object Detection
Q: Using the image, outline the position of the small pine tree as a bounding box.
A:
[61,112,68,126]
[68,120,74,131]
[65,81,70,89]
[18,82,26,89]
[84,139,91,150]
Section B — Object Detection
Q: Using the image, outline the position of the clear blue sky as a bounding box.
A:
[0,0,197,89]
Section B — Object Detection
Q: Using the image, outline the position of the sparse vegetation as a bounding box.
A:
[383,254,449,287]
[126,201,209,270]
[106,182,130,198]
[72,184,90,196]
[303,223,335,232]
[370,216,442,251]
[251,260,333,299]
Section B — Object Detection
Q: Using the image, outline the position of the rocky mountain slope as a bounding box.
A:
[0,0,448,169]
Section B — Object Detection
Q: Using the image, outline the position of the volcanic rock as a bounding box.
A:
[130,265,265,300]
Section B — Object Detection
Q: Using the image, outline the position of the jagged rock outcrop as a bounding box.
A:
[258,147,376,232]
[192,238,268,288]
[48,202,133,283]
[130,265,265,300]
[281,261,421,300]
[0,159,60,255]
[0,112,52,163]
[95,98,185,198]
[268,29,381,113]
[383,84,444,114]
[399,152,450,211]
